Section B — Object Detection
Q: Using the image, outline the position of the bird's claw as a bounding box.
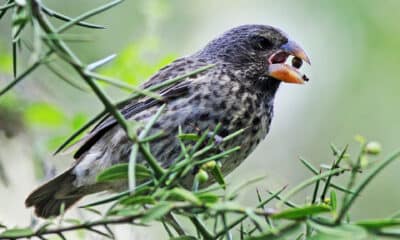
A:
[207,131,225,151]
[207,132,223,145]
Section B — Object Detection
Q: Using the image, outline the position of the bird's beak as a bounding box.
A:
[267,40,311,84]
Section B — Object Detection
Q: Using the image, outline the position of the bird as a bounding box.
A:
[25,24,310,218]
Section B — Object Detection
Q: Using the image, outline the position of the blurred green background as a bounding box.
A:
[0,0,399,238]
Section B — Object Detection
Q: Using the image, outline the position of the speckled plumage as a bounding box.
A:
[26,24,305,218]
[73,62,275,189]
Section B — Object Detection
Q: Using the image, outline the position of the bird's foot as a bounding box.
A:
[206,131,225,152]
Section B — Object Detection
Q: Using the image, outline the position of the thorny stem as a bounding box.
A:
[189,217,214,240]
[0,201,283,239]
[277,168,346,209]
[30,0,136,141]
[320,145,348,202]
[54,64,214,154]
[0,50,53,96]
[214,186,287,239]
[0,215,143,239]
[165,213,186,236]
[335,150,400,224]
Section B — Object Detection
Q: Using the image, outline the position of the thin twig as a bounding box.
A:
[31,0,136,140]
[335,151,400,224]
[41,5,105,29]
[0,216,142,239]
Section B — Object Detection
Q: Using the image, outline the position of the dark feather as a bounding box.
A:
[25,168,81,218]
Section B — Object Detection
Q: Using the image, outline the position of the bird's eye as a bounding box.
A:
[251,36,273,51]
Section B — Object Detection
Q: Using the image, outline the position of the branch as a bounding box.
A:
[0,215,142,240]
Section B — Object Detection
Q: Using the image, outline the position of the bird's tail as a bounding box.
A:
[25,168,83,218]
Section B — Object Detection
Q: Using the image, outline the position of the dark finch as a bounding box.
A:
[26,24,310,218]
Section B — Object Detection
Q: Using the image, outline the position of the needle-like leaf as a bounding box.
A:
[41,5,105,29]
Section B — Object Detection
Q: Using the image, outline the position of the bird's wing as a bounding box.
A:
[70,58,210,159]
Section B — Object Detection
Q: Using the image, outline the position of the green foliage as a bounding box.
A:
[307,223,368,240]
[3,127,399,240]
[141,202,174,223]
[0,228,34,238]
[210,163,226,189]
[96,163,152,182]
[356,218,400,230]
[271,204,331,220]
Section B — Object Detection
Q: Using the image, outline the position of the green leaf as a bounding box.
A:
[195,192,220,204]
[55,0,123,34]
[96,163,151,182]
[135,164,153,179]
[12,7,27,27]
[82,207,102,216]
[141,202,174,223]
[167,188,202,205]
[82,181,153,208]
[356,218,400,229]
[35,221,54,234]
[245,222,301,240]
[170,236,197,240]
[272,204,331,220]
[119,196,155,205]
[128,144,138,192]
[41,5,104,29]
[330,190,337,211]
[111,206,142,217]
[64,218,81,225]
[308,222,368,240]
[178,133,200,141]
[222,128,245,142]
[0,227,33,238]
[211,164,226,189]
[96,163,128,182]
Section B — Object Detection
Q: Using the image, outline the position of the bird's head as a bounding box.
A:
[196,24,310,85]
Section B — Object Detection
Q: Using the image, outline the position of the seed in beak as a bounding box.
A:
[291,57,303,69]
